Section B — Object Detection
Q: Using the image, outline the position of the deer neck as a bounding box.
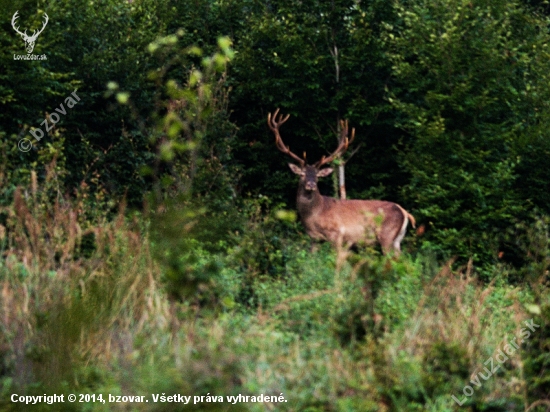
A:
[296,184,324,218]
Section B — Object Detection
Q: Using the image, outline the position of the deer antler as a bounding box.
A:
[268,109,305,167]
[11,11,27,38]
[28,13,49,42]
[315,119,355,167]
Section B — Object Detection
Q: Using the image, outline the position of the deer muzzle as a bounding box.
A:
[305,181,317,191]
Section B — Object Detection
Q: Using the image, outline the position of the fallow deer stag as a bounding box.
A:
[268,109,415,254]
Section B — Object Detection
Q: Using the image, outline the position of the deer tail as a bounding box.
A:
[407,211,416,228]
[396,204,416,229]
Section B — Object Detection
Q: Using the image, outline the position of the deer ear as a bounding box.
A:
[316,167,333,178]
[288,163,304,175]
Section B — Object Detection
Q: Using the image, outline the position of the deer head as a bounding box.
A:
[267,108,355,193]
[12,11,49,54]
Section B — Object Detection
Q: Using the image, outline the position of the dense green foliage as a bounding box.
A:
[2,0,550,265]
[384,0,550,264]
[1,0,550,410]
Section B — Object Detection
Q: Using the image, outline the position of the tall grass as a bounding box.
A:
[0,172,548,411]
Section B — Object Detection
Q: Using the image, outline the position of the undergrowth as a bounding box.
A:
[0,173,548,412]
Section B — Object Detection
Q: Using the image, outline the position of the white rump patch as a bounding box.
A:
[393,213,408,251]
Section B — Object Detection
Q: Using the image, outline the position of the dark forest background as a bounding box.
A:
[0,0,549,410]
[2,0,550,266]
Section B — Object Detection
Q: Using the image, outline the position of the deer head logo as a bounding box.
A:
[11,11,49,54]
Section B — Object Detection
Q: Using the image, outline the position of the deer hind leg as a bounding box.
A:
[376,223,406,256]
[309,239,319,253]
[386,213,409,256]
[378,234,399,256]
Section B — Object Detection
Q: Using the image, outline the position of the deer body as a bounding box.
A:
[299,195,408,249]
[269,110,415,254]
[292,164,414,253]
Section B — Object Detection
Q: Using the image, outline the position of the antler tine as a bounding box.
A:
[29,13,48,40]
[11,11,26,37]
[268,109,305,166]
[340,118,356,145]
[267,108,290,131]
[37,13,48,35]
[315,119,353,167]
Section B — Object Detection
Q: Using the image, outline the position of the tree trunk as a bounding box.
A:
[338,162,346,200]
